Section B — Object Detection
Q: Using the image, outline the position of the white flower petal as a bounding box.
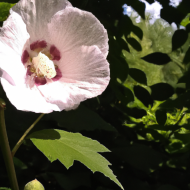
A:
[1,78,58,113]
[37,45,110,111]
[0,11,29,85]
[12,0,71,43]
[0,11,29,54]
[0,0,110,113]
[0,50,25,85]
[48,7,108,57]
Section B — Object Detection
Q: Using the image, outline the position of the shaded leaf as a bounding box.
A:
[160,5,184,25]
[111,82,134,106]
[13,157,27,170]
[119,15,133,36]
[112,143,163,173]
[108,54,129,82]
[129,68,147,85]
[157,184,180,190]
[156,110,167,125]
[185,69,190,90]
[186,23,190,33]
[132,25,143,40]
[46,104,116,132]
[172,29,188,51]
[29,129,123,189]
[178,0,190,20]
[134,86,153,107]
[141,52,171,65]
[148,124,180,131]
[0,188,11,190]
[118,38,130,52]
[145,0,155,3]
[126,37,142,51]
[160,91,190,109]
[130,0,145,19]
[174,133,190,144]
[150,83,174,101]
[178,74,187,83]
[183,46,190,64]
[50,172,91,190]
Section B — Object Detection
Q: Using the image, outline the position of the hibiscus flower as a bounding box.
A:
[0,0,109,113]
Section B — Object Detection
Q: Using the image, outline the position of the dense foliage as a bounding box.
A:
[1,0,190,189]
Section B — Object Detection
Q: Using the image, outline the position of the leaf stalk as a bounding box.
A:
[12,113,45,157]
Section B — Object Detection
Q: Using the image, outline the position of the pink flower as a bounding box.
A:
[0,0,109,113]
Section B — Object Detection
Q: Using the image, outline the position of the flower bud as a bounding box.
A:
[24,179,44,190]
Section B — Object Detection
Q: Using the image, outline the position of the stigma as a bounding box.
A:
[32,52,56,79]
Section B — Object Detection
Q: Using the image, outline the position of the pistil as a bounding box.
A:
[32,52,56,79]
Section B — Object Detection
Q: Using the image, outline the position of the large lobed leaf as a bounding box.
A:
[28,129,123,189]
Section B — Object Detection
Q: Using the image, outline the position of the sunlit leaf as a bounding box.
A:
[180,13,190,26]
[28,129,123,189]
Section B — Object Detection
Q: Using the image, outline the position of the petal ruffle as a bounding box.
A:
[1,78,59,113]
[48,7,108,57]
[37,45,110,111]
[12,0,71,43]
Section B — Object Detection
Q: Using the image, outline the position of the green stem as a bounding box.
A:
[0,100,19,190]
[12,113,45,157]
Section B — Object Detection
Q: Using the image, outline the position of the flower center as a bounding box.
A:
[32,52,56,79]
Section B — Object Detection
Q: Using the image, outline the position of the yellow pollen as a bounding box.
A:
[32,52,56,79]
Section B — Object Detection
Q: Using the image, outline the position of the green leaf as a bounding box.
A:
[150,83,174,101]
[129,68,147,85]
[172,29,188,51]
[118,38,130,52]
[0,188,11,190]
[157,184,180,190]
[132,25,143,40]
[180,13,190,27]
[155,110,167,126]
[49,172,91,190]
[126,37,142,51]
[0,2,15,22]
[130,0,145,20]
[141,52,171,65]
[112,143,163,174]
[134,86,153,108]
[46,104,116,132]
[28,129,123,189]
[186,23,190,33]
[183,46,190,64]
[108,54,129,82]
